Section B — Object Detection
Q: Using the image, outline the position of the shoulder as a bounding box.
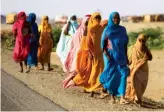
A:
[120,25,127,32]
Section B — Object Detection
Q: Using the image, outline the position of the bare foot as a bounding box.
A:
[100,93,109,99]
[25,69,30,73]
[34,66,39,70]
[110,95,116,104]
[18,69,23,73]
[120,99,129,104]
[39,67,44,70]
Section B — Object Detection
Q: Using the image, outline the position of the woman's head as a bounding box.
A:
[42,16,49,25]
[88,12,101,29]
[27,13,36,23]
[112,12,120,25]
[71,15,77,21]
[137,34,147,45]
[17,12,26,22]
[107,12,120,27]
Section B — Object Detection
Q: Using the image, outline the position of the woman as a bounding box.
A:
[62,14,91,88]
[63,15,91,72]
[100,12,129,104]
[56,15,78,64]
[63,12,104,96]
[126,34,152,106]
[26,13,39,72]
[38,16,54,71]
[12,12,32,73]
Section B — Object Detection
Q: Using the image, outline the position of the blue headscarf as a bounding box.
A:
[106,12,121,34]
[101,12,125,49]
[27,13,36,23]
[101,11,128,65]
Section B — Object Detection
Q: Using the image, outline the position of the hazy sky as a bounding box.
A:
[1,0,164,19]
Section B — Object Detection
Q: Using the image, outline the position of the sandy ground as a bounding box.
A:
[1,48,164,111]
[1,23,164,110]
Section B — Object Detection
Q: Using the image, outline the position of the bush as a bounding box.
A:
[52,27,62,48]
[128,27,164,50]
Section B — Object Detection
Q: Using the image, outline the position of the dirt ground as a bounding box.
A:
[1,23,164,110]
[1,48,164,111]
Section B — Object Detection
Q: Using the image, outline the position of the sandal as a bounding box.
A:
[100,93,109,99]
[109,100,116,104]
[120,99,129,104]
[134,100,142,107]
[25,69,30,73]
[48,68,53,71]
[39,67,44,70]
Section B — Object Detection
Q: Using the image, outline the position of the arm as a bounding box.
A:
[145,47,153,61]
[64,22,70,35]
[123,27,129,64]
[101,29,110,59]
[50,33,55,48]
[12,23,17,44]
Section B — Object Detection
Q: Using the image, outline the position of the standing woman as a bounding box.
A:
[26,13,39,72]
[12,12,32,73]
[64,12,104,96]
[56,15,78,64]
[63,15,91,72]
[100,12,129,104]
[38,16,54,71]
[126,34,152,106]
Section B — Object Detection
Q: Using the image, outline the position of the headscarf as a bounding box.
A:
[106,12,120,32]
[67,14,79,32]
[101,12,126,49]
[70,14,91,49]
[41,16,51,32]
[17,12,27,28]
[135,34,147,53]
[27,13,36,23]
[88,12,101,30]
[101,12,128,65]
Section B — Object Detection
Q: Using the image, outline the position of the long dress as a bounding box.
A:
[27,22,39,66]
[56,16,78,64]
[125,43,152,102]
[99,12,129,97]
[37,24,53,64]
[12,21,31,62]
[72,12,104,92]
[63,16,89,72]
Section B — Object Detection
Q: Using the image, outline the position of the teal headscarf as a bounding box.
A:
[27,13,36,23]
[106,11,121,33]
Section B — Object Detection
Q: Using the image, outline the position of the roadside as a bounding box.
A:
[1,48,164,111]
[1,69,66,111]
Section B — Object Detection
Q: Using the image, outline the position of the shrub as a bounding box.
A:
[128,27,164,49]
[52,27,62,48]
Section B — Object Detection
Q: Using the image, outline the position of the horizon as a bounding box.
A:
[1,0,164,19]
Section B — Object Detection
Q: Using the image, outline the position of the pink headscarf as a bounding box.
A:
[63,15,91,72]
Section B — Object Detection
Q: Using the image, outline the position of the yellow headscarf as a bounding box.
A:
[88,12,101,30]
[40,16,52,32]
